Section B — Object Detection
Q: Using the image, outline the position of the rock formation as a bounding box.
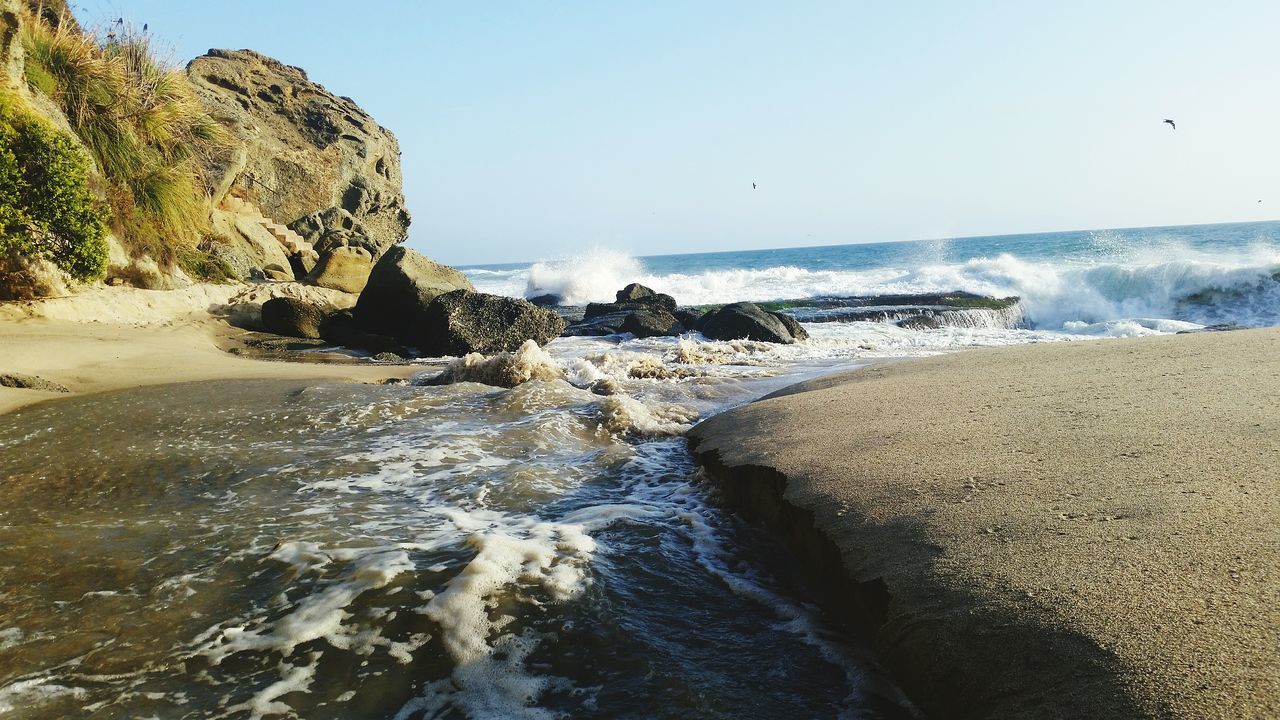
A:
[416,290,566,356]
[353,246,474,342]
[186,49,411,262]
[698,302,807,344]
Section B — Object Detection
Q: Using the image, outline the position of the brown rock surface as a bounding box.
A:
[187,49,410,257]
[689,329,1280,719]
[306,246,373,294]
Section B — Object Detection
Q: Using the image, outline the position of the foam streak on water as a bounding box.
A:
[0,334,889,719]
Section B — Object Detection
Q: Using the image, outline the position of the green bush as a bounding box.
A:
[0,94,109,281]
[21,11,228,263]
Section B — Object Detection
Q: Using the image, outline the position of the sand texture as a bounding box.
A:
[689,329,1279,719]
[0,285,415,415]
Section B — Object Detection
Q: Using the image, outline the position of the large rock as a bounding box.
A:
[699,302,805,344]
[353,246,474,341]
[261,296,333,339]
[417,290,566,357]
[319,309,408,356]
[770,310,810,341]
[306,246,373,294]
[621,309,684,338]
[187,49,411,258]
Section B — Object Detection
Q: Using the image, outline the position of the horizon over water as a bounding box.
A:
[464,219,1280,339]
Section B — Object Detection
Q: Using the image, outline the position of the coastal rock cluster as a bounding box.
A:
[562,283,809,344]
[258,254,810,358]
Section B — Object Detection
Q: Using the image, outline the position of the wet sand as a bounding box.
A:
[689,328,1279,719]
[0,286,417,415]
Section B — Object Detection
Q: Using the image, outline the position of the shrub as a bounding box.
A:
[0,93,108,281]
[20,9,228,264]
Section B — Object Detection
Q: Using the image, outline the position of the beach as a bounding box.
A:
[689,328,1280,719]
[0,286,418,416]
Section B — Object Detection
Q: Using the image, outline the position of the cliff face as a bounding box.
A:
[186,49,411,260]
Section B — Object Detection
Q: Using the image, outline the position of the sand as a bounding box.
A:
[0,284,417,416]
[689,329,1279,719]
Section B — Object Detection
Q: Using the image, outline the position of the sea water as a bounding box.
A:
[0,221,1276,718]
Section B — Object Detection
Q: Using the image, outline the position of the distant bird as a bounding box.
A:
[1163,119,1176,130]
[143,23,148,32]
[752,182,757,190]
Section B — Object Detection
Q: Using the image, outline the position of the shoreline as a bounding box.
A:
[0,287,421,417]
[688,329,1279,719]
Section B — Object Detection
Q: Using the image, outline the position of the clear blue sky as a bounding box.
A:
[76,1,1279,265]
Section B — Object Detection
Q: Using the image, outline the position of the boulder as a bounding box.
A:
[416,290,566,357]
[527,293,563,307]
[318,309,408,356]
[674,308,706,330]
[700,302,804,344]
[187,49,411,257]
[770,311,810,341]
[616,282,657,303]
[261,296,333,339]
[307,246,373,294]
[353,246,474,341]
[621,309,685,338]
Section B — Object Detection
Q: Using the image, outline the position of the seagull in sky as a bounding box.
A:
[1163,119,1176,130]
[752,182,757,190]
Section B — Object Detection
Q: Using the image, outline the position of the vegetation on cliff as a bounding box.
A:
[18,5,227,264]
[0,90,108,281]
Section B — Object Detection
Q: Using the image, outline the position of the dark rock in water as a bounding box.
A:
[585,285,678,318]
[562,311,632,336]
[674,308,706,330]
[1177,324,1245,334]
[319,310,408,356]
[353,246,474,342]
[898,314,943,330]
[417,290,566,356]
[621,309,685,338]
[262,296,334,339]
[700,302,803,344]
[0,373,70,393]
[770,311,809,341]
[527,293,563,307]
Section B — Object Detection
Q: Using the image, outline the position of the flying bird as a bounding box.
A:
[752,182,757,190]
[1163,119,1176,130]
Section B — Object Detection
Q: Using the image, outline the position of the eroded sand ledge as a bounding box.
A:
[689,329,1279,719]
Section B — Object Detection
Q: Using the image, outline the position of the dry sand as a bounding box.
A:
[0,284,417,416]
[689,328,1279,719]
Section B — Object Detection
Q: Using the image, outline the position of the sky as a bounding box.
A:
[75,1,1280,265]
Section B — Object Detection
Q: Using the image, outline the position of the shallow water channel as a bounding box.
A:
[0,342,906,718]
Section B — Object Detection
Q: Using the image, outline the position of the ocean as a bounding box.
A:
[0,221,1275,718]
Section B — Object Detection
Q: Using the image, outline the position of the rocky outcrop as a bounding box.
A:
[186,49,411,259]
[417,290,566,356]
[699,302,806,344]
[318,309,407,357]
[352,246,474,342]
[306,246,373,294]
[564,283,686,337]
[261,296,333,339]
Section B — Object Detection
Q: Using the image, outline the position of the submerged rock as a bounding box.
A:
[353,246,474,341]
[417,290,566,356]
[425,339,564,388]
[700,302,805,344]
[621,309,685,338]
[564,283,685,337]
